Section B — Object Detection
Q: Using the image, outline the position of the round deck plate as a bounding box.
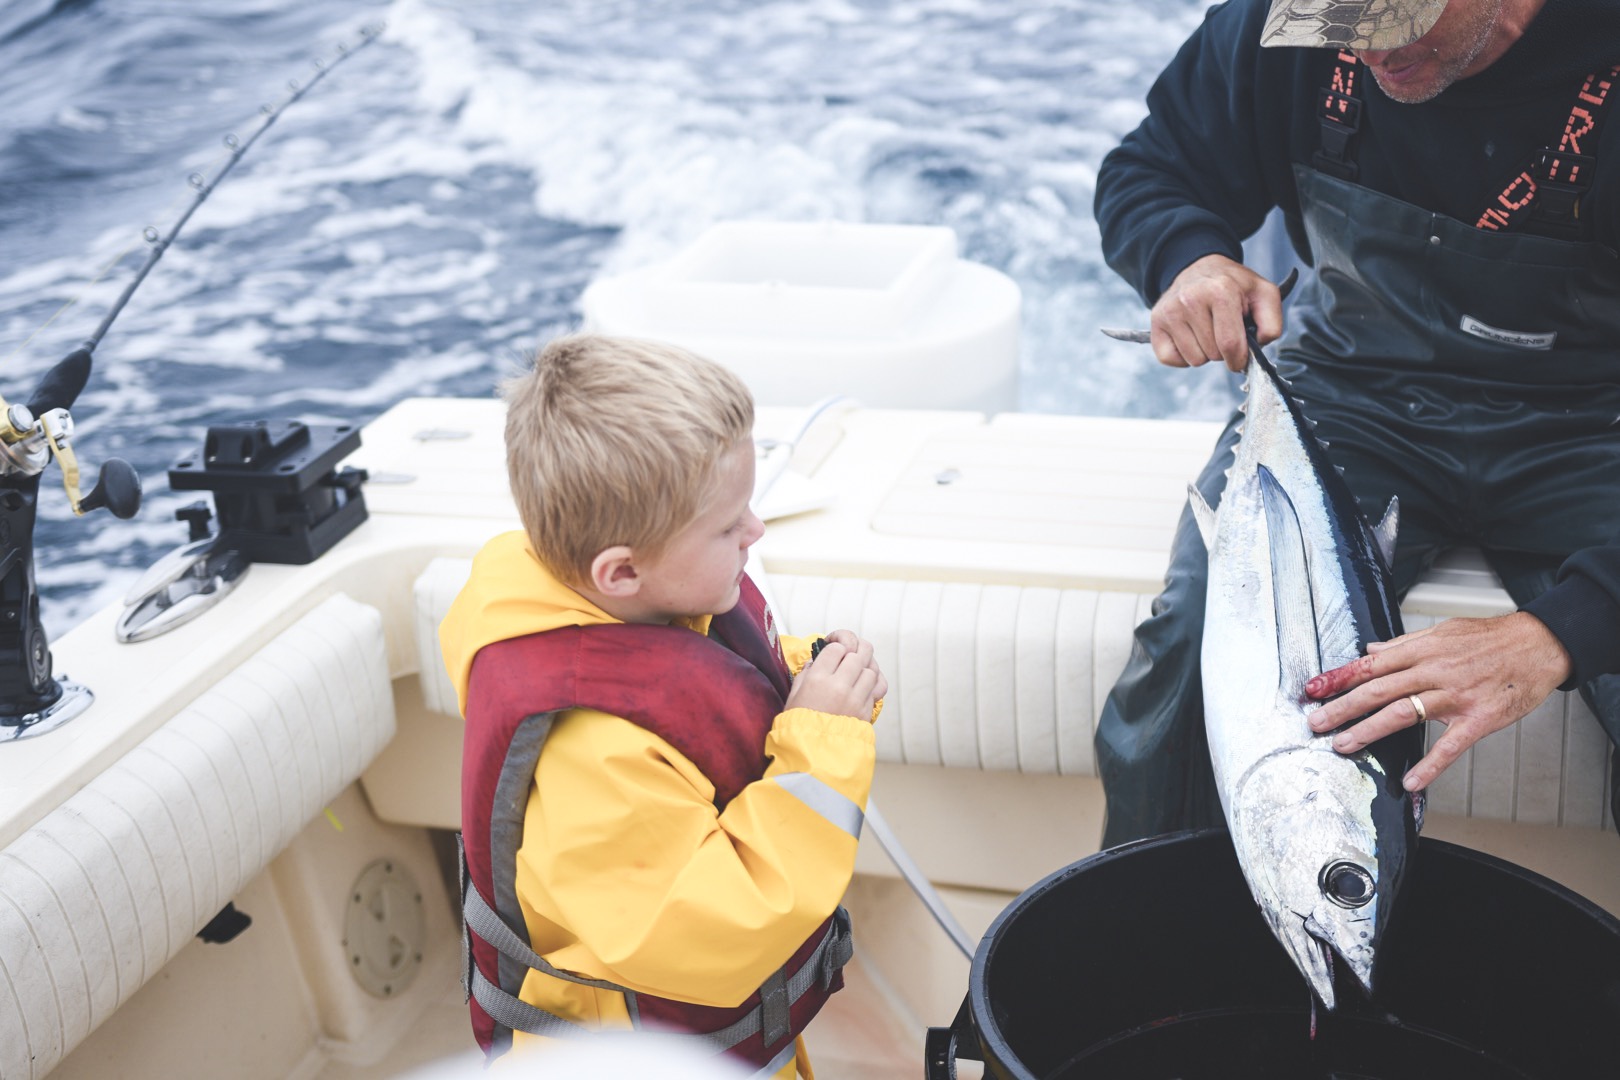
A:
[344,858,425,999]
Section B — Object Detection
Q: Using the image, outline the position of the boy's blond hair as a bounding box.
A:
[503,334,755,584]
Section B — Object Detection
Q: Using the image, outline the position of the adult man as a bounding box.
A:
[1092,0,1620,846]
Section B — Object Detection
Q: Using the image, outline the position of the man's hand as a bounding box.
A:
[1151,254,1285,372]
[1303,612,1574,792]
[785,629,888,723]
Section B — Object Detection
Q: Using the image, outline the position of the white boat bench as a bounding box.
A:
[0,595,395,1080]
[409,551,1612,831]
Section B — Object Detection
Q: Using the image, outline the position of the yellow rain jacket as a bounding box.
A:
[441,531,877,1078]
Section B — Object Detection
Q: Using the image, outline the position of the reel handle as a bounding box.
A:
[79,458,142,519]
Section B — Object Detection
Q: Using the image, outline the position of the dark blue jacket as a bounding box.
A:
[1094,0,1620,685]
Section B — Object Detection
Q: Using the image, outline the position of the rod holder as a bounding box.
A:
[168,420,368,565]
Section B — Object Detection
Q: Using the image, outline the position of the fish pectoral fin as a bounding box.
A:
[1257,465,1323,691]
[1187,483,1217,551]
[1373,496,1399,570]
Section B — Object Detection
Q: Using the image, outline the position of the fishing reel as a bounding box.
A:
[0,348,142,741]
[0,402,141,517]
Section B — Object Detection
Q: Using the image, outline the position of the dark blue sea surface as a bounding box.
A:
[0,0,1228,633]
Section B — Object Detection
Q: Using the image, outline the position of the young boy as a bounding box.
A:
[441,334,885,1078]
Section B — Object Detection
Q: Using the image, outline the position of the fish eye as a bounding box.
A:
[1320,861,1375,908]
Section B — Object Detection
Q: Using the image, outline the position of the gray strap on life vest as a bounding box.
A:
[465,870,854,1052]
[759,967,791,1048]
[456,833,472,1004]
[470,963,592,1039]
[461,832,641,1042]
[653,905,853,1054]
[463,867,638,995]
[799,905,854,997]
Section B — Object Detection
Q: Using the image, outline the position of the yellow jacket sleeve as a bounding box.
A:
[779,632,814,676]
[514,702,875,1009]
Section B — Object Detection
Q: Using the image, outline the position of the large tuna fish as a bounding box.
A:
[1188,341,1422,1011]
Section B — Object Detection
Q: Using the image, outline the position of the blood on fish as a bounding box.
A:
[1306,657,1372,699]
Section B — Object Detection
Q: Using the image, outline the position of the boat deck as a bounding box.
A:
[13,397,1614,1080]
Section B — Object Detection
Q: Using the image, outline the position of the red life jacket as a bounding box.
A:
[458,577,850,1070]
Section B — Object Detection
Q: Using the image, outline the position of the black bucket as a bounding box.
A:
[926,829,1620,1079]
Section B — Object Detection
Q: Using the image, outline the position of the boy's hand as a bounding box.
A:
[786,629,887,723]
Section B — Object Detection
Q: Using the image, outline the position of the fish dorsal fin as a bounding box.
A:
[1187,484,1217,550]
[1257,464,1323,692]
[1372,496,1399,569]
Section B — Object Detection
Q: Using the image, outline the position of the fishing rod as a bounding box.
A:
[3,21,385,517]
[79,22,385,357]
[1,22,385,738]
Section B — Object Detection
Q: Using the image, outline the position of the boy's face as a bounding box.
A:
[633,439,765,623]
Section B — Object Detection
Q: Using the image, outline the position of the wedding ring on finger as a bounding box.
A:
[1408,694,1427,723]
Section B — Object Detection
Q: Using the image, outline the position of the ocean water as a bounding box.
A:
[0,0,1234,634]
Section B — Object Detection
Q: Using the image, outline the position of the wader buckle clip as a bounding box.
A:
[1531,148,1595,228]
[1313,88,1361,181]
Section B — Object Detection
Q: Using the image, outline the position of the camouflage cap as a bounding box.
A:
[1261,0,1449,50]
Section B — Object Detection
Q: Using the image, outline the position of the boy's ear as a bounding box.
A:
[588,545,640,598]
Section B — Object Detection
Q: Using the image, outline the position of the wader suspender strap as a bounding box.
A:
[459,835,853,1054]
[1477,64,1620,236]
[1316,57,1617,237]
[1313,50,1363,182]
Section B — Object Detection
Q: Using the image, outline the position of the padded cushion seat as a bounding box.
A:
[0,594,395,1080]
[413,558,1611,831]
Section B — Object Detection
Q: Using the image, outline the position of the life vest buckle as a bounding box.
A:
[816,906,854,990]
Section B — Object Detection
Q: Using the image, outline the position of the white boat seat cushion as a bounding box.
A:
[415,556,469,727]
[0,593,394,1080]
[412,559,1611,831]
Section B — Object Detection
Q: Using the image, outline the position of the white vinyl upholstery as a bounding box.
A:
[0,594,395,1080]
[414,556,469,722]
[412,560,1611,831]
